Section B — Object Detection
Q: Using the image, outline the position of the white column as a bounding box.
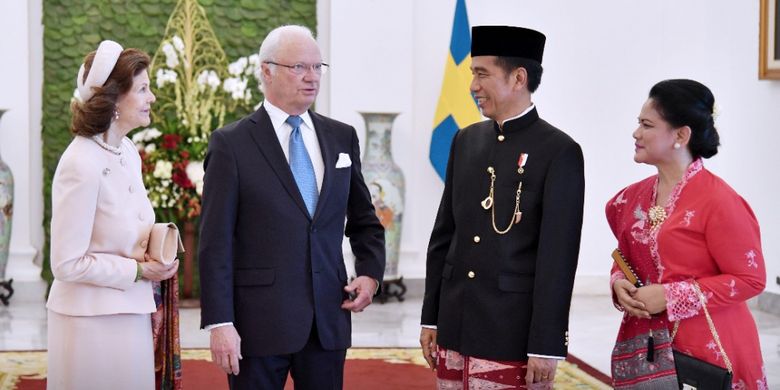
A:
[0,0,44,282]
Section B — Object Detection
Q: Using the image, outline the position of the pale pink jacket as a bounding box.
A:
[46,136,156,316]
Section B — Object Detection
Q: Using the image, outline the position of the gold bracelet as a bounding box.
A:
[135,262,143,282]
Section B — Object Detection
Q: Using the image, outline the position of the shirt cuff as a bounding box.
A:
[205,322,233,331]
[527,353,565,360]
[421,324,437,330]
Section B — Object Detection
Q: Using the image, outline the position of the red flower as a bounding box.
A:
[180,150,190,159]
[172,169,193,189]
[171,160,194,189]
[162,134,181,150]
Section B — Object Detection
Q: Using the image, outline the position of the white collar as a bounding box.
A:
[500,104,536,127]
[263,99,314,131]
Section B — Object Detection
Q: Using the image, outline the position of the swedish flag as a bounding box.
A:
[429,0,481,181]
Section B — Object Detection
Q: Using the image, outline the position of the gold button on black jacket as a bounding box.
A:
[421,108,585,361]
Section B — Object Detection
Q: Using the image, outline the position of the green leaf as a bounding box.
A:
[72,15,89,26]
[240,23,259,38]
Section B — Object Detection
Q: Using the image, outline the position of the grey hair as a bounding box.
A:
[257,25,317,93]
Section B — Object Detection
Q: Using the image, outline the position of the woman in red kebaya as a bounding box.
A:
[606,79,767,389]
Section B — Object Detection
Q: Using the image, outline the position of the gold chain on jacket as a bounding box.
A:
[481,167,523,234]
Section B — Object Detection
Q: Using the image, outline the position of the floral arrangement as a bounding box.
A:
[130,0,262,221]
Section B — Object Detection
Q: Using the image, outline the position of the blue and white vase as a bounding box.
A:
[0,109,13,283]
[360,112,405,280]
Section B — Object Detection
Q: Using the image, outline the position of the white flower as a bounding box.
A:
[132,128,163,145]
[144,128,162,141]
[186,161,205,196]
[153,160,173,180]
[171,35,185,54]
[207,70,220,91]
[145,144,157,154]
[196,70,220,91]
[156,68,178,88]
[712,102,721,121]
[228,57,248,76]
[162,43,179,68]
[247,54,261,75]
[247,54,262,80]
[132,130,146,144]
[223,77,249,100]
[196,70,209,89]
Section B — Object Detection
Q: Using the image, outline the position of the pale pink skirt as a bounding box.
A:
[47,310,154,390]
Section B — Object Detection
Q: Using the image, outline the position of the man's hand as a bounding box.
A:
[613,279,651,318]
[341,276,377,312]
[419,328,438,370]
[525,356,557,388]
[633,284,667,315]
[210,325,242,375]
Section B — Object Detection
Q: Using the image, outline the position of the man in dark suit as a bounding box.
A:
[420,26,585,388]
[199,25,385,390]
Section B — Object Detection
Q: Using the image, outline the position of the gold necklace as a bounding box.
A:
[648,205,667,229]
[481,167,523,234]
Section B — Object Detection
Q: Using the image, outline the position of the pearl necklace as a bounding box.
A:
[91,134,122,155]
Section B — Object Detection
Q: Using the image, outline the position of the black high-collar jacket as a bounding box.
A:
[422,107,585,360]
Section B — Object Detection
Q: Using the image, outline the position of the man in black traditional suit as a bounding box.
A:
[198,25,385,390]
[420,25,584,388]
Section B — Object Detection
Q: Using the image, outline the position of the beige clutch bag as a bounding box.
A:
[148,223,184,265]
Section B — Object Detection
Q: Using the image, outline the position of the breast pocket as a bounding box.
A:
[333,164,351,189]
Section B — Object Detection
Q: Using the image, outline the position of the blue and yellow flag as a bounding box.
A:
[429,0,481,181]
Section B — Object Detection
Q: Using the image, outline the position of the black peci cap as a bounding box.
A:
[471,25,546,64]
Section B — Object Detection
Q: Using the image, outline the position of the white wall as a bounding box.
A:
[324,0,780,294]
[0,0,44,282]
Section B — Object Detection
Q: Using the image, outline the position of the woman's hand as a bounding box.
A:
[613,279,651,318]
[633,284,667,315]
[139,259,179,282]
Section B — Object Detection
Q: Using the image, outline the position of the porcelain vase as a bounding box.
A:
[0,109,14,284]
[359,112,405,280]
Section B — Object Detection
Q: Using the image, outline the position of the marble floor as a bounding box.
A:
[2,281,779,387]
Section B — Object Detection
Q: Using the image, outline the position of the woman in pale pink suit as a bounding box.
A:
[47,41,178,390]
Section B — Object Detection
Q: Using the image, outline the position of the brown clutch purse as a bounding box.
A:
[148,223,184,265]
[611,248,642,287]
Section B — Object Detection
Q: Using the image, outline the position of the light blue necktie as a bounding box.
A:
[287,115,318,217]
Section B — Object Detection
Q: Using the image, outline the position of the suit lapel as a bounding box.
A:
[247,107,311,219]
[310,111,334,222]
